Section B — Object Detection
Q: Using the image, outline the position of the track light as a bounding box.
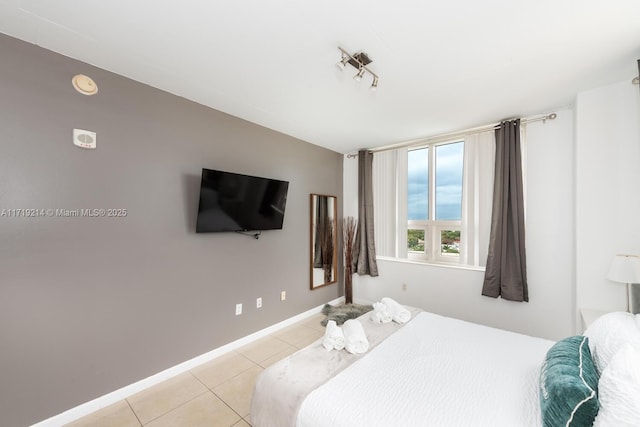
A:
[336,46,379,89]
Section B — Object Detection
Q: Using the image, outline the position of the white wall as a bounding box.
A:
[575,80,640,318]
[344,109,576,341]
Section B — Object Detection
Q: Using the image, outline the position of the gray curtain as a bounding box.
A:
[482,119,528,302]
[352,150,379,276]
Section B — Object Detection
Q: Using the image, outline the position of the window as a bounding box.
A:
[372,130,496,268]
[407,141,464,263]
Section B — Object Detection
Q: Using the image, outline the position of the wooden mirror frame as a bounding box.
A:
[310,194,338,289]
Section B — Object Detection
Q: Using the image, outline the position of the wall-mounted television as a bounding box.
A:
[195,168,289,233]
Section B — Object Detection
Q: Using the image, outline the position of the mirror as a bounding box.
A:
[310,194,338,289]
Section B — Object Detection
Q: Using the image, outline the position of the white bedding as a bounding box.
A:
[296,311,554,427]
[251,307,422,427]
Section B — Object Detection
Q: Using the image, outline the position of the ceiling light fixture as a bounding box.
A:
[72,74,98,95]
[337,46,379,90]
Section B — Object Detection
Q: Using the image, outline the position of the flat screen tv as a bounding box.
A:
[195,168,289,233]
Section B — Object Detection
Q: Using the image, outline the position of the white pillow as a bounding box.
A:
[593,345,640,427]
[584,312,640,374]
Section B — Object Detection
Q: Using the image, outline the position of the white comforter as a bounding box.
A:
[251,308,421,427]
[296,312,554,427]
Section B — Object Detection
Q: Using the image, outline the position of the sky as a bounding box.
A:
[408,142,463,221]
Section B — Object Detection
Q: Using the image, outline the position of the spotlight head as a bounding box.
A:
[370,75,379,91]
[336,56,349,70]
[354,68,365,81]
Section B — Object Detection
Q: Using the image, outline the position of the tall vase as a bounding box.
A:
[344,264,353,304]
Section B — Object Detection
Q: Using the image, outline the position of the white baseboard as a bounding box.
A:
[32,296,344,427]
[353,297,374,305]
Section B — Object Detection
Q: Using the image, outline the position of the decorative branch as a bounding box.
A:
[343,216,357,304]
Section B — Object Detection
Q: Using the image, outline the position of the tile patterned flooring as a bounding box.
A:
[66,314,326,427]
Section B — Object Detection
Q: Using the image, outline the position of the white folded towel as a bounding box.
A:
[322,320,345,351]
[370,301,392,324]
[380,297,411,324]
[342,319,369,354]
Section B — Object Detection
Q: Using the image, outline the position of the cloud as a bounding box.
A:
[408,142,464,221]
[408,189,428,220]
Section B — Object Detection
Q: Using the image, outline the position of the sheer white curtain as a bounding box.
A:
[372,130,516,268]
[460,131,495,267]
[372,148,407,258]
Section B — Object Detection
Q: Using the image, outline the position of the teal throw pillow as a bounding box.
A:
[540,335,599,427]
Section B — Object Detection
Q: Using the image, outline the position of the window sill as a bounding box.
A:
[376,256,486,272]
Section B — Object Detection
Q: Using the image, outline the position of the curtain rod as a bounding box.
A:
[346,112,557,158]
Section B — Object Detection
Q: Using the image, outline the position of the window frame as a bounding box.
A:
[407,139,463,265]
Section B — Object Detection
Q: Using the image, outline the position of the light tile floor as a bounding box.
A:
[66,313,326,427]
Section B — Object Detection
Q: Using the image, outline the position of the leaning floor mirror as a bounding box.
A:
[310,194,337,289]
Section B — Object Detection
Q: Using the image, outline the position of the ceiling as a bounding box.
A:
[1,1,639,154]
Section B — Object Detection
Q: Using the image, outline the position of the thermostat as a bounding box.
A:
[73,129,96,149]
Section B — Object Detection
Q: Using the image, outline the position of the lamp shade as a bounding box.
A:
[607,254,640,284]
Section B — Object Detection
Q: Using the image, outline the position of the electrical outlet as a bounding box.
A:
[256,297,262,308]
[235,303,242,315]
[402,283,407,291]
[280,291,286,301]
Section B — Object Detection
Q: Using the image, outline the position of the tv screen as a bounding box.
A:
[195,168,289,233]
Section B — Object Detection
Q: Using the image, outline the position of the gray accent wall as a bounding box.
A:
[0,34,343,426]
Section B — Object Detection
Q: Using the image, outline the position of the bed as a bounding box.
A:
[251,306,640,427]
[251,307,554,427]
